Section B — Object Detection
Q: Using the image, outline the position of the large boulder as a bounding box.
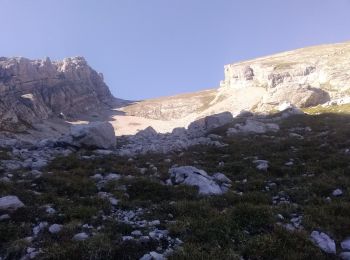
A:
[69,122,116,149]
[168,166,231,195]
[187,112,233,138]
[135,126,158,140]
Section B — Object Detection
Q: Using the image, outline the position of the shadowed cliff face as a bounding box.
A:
[0,56,114,132]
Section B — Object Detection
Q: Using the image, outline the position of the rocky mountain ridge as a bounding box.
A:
[122,41,350,123]
[0,56,114,132]
[1,41,350,138]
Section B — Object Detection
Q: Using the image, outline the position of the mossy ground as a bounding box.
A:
[1,109,350,259]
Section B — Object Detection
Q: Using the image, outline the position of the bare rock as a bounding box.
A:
[69,122,116,149]
[227,120,279,135]
[168,166,231,195]
[0,195,24,211]
[0,56,114,131]
[310,231,336,254]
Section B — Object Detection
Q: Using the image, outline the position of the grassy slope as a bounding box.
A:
[1,108,350,259]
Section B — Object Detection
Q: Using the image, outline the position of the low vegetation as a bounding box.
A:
[1,109,350,259]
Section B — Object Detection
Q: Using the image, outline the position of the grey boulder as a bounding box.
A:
[69,121,116,149]
[0,195,25,211]
[310,231,336,254]
[168,166,231,195]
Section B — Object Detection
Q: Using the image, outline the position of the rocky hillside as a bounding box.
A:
[1,103,350,259]
[1,42,350,259]
[0,56,114,132]
[122,41,350,123]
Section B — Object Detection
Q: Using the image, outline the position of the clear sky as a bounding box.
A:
[1,0,350,100]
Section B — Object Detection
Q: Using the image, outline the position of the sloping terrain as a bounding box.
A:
[1,104,350,259]
[1,42,350,259]
[116,41,350,134]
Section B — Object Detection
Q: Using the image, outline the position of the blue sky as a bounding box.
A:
[1,0,350,100]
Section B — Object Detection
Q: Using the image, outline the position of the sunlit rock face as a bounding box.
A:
[121,42,350,127]
[220,42,350,111]
[0,56,114,132]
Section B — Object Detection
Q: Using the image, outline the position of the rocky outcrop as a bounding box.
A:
[118,42,350,129]
[0,56,114,132]
[220,42,350,111]
[117,113,233,156]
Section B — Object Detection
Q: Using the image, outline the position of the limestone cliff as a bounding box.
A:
[122,41,350,122]
[219,41,350,111]
[0,56,114,131]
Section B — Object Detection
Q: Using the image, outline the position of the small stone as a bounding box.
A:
[33,222,48,236]
[341,237,350,250]
[139,254,152,260]
[0,214,10,221]
[148,220,160,226]
[325,197,332,203]
[46,207,56,214]
[131,230,142,236]
[82,224,93,229]
[72,232,89,241]
[285,161,294,166]
[27,247,36,254]
[139,168,147,174]
[332,188,343,197]
[122,236,134,241]
[253,160,269,171]
[109,197,119,206]
[48,224,62,234]
[284,223,295,231]
[310,231,336,254]
[149,251,165,260]
[139,236,150,242]
[277,214,284,220]
[105,173,121,181]
[340,252,350,260]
